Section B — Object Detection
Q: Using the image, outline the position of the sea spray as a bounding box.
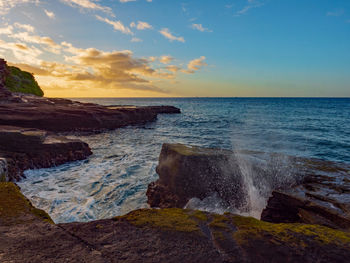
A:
[186,151,299,219]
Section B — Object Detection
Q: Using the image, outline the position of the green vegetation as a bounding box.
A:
[116,208,207,233]
[0,182,53,225]
[232,215,350,246]
[118,208,350,247]
[5,66,44,96]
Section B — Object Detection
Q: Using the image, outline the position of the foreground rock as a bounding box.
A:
[261,158,350,230]
[147,143,350,231]
[0,92,180,133]
[1,182,350,263]
[0,126,92,181]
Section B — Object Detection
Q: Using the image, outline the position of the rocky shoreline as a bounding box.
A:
[1,60,350,262]
[1,142,350,262]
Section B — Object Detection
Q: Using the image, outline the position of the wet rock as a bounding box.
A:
[261,159,350,230]
[0,158,7,182]
[148,144,350,231]
[0,126,92,181]
[1,184,350,262]
[147,143,297,212]
[147,143,247,209]
[2,201,350,262]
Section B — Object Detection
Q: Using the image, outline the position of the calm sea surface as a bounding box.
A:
[18,98,350,223]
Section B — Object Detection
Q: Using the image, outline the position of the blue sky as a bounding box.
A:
[0,0,349,97]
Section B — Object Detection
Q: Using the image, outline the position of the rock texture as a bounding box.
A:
[148,143,350,231]
[261,159,350,230]
[0,92,180,133]
[1,183,350,263]
[0,59,11,98]
[0,158,7,182]
[147,143,297,210]
[0,126,92,181]
[147,143,244,209]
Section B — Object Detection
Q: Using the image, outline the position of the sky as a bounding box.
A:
[0,0,349,97]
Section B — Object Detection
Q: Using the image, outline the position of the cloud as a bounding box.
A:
[0,39,42,64]
[0,0,39,15]
[326,9,345,17]
[96,15,133,35]
[13,41,174,93]
[10,31,61,53]
[235,0,264,16]
[166,65,180,73]
[120,0,136,2]
[183,56,207,73]
[131,37,142,42]
[0,25,14,35]
[191,23,212,32]
[44,9,55,19]
[0,20,205,95]
[130,21,153,30]
[14,23,35,32]
[159,28,185,43]
[159,55,174,64]
[60,0,114,16]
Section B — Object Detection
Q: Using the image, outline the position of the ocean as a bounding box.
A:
[18,98,350,223]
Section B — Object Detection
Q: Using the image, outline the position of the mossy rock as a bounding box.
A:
[116,208,208,233]
[118,208,350,249]
[231,215,350,247]
[0,182,53,225]
[5,66,44,96]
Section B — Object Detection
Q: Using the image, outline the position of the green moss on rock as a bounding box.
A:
[0,182,53,225]
[116,208,207,233]
[118,208,350,249]
[5,66,44,96]
[232,215,350,246]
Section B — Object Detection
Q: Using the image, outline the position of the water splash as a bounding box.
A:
[186,151,298,219]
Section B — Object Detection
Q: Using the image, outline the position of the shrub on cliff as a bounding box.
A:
[5,66,44,97]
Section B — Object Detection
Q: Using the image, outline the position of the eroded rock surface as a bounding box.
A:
[0,126,92,181]
[1,184,350,263]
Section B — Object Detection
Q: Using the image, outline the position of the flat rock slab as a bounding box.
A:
[0,93,180,133]
[0,126,92,181]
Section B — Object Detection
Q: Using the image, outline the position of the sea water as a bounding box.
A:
[17,98,350,223]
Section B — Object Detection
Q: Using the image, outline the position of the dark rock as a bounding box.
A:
[0,92,180,133]
[261,159,350,230]
[1,186,350,263]
[0,158,7,182]
[149,144,350,231]
[147,143,247,209]
[0,126,92,181]
[147,143,298,212]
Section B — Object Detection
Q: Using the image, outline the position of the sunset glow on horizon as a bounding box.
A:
[0,0,350,97]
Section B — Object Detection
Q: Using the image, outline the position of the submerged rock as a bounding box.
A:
[0,125,92,181]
